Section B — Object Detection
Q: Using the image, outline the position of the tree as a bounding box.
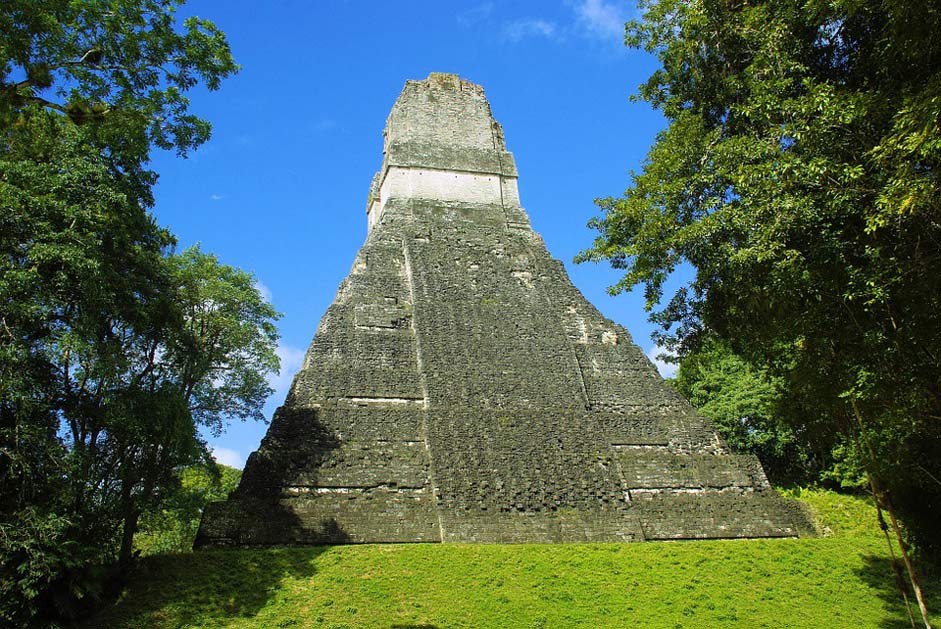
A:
[577,1,940,624]
[1,2,254,624]
[0,107,164,626]
[673,337,827,486]
[135,463,241,555]
[1,110,280,625]
[1,0,238,201]
[100,245,280,567]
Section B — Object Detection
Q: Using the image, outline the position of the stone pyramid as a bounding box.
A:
[195,73,812,547]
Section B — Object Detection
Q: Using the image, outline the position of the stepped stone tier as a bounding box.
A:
[195,73,814,547]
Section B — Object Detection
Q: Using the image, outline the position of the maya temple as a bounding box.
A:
[195,73,813,547]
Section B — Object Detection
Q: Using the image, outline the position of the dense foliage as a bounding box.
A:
[672,338,830,486]
[0,2,272,626]
[579,0,940,553]
[136,464,241,556]
[578,0,940,620]
[1,0,238,202]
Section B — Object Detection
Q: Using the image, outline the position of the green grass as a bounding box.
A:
[90,490,939,628]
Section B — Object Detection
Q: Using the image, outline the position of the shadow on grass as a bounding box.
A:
[855,553,935,629]
[87,516,350,628]
[85,409,365,626]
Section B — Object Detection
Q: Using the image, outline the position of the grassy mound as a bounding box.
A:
[90,490,938,628]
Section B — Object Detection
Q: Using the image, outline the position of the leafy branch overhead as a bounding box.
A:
[0,0,238,190]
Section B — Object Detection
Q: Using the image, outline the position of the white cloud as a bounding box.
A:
[254,280,273,304]
[266,343,306,406]
[211,446,245,469]
[647,343,678,379]
[572,0,629,43]
[501,18,557,42]
[210,194,224,201]
[457,2,494,26]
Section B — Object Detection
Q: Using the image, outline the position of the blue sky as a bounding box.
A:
[148,0,677,468]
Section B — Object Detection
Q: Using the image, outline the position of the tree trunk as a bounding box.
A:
[882,491,933,629]
[870,481,916,628]
[118,471,139,570]
[851,399,933,629]
[119,508,139,569]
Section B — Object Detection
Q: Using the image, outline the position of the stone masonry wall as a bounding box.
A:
[195,74,813,548]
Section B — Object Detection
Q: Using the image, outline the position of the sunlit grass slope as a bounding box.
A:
[92,490,938,628]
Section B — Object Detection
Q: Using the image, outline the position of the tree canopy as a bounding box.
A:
[0,3,271,625]
[135,463,242,556]
[0,110,280,624]
[578,0,939,621]
[672,337,830,486]
[1,0,238,200]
